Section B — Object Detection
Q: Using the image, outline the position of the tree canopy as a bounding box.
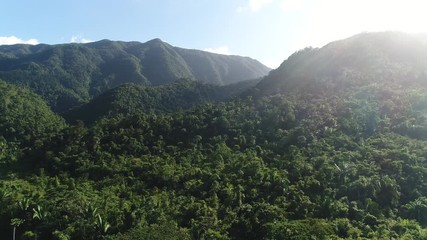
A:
[2,32,427,239]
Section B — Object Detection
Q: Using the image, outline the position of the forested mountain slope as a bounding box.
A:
[64,78,260,125]
[0,39,269,112]
[255,32,427,95]
[0,80,65,145]
[3,32,427,239]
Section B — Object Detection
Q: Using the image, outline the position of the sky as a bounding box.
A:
[1,0,427,68]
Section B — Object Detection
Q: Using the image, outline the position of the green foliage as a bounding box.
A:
[94,214,110,235]
[0,39,269,112]
[255,32,427,96]
[266,219,336,240]
[64,78,260,125]
[32,205,48,221]
[0,80,65,145]
[4,84,426,238]
[2,32,427,239]
[107,221,191,240]
[10,218,25,227]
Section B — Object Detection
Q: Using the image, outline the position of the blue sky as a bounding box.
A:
[1,0,427,68]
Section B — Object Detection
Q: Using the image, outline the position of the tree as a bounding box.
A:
[10,218,25,240]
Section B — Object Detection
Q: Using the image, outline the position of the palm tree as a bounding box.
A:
[10,218,24,240]
[404,197,427,225]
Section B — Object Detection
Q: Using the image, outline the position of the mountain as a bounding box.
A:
[0,39,270,112]
[5,32,427,239]
[255,32,427,95]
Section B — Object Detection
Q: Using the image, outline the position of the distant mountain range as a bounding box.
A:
[0,38,270,112]
[2,32,427,119]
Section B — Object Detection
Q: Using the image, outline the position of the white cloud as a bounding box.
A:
[203,46,231,55]
[70,35,92,43]
[0,36,39,45]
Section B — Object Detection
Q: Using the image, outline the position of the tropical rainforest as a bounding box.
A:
[0,38,269,112]
[2,32,427,239]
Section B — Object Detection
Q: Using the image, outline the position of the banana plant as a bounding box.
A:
[32,205,48,221]
[0,188,11,200]
[94,214,110,235]
[18,198,30,212]
[84,202,98,219]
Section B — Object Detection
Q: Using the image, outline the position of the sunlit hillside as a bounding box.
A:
[2,32,427,239]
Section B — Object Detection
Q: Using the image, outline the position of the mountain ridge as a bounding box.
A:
[0,38,270,112]
[254,31,427,96]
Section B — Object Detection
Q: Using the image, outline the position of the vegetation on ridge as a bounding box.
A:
[1,32,427,239]
[0,39,269,112]
[63,78,260,125]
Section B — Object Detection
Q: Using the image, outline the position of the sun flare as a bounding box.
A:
[297,0,427,50]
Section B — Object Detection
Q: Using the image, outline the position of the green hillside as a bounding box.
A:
[0,80,65,144]
[0,39,270,112]
[3,32,427,239]
[63,78,260,125]
[0,79,65,174]
[255,32,427,95]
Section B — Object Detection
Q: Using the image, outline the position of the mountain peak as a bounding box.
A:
[145,38,166,45]
[149,38,163,42]
[255,31,427,96]
[0,38,270,112]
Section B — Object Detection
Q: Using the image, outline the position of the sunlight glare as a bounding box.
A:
[298,0,427,49]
